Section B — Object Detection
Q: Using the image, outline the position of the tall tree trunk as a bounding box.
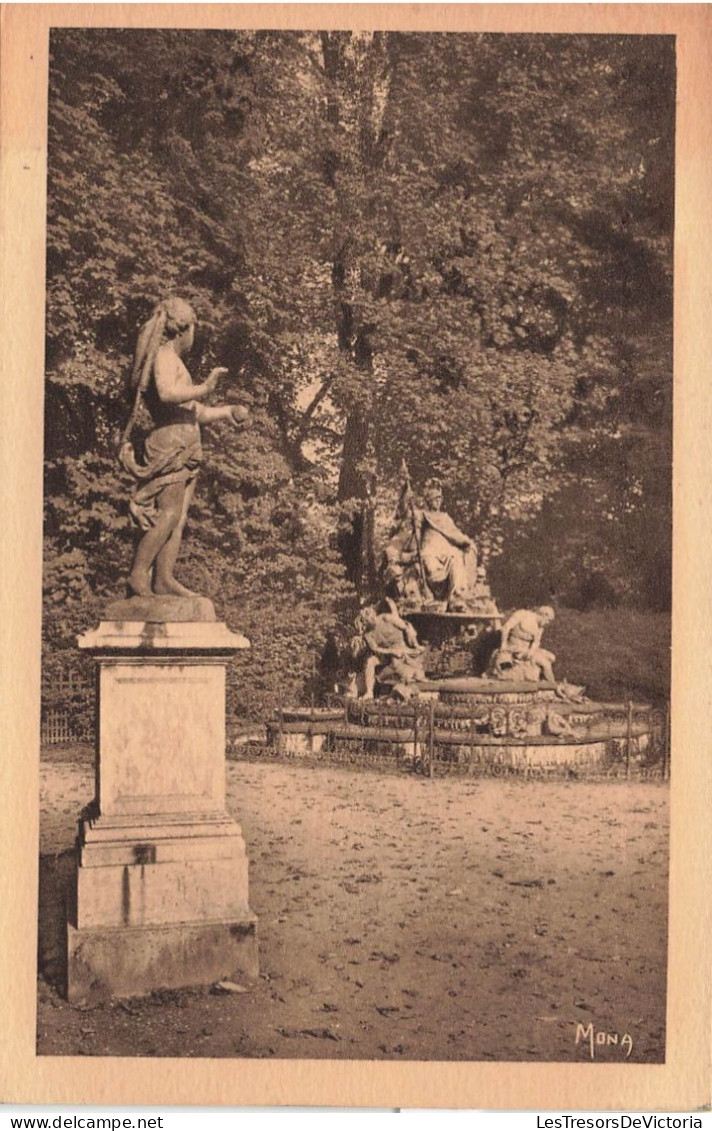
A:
[337,397,377,595]
[321,31,392,597]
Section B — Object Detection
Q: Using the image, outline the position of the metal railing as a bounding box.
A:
[254,697,670,781]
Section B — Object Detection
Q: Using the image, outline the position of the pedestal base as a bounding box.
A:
[70,809,252,929]
[66,808,258,1002]
[66,915,258,1003]
[67,609,257,1002]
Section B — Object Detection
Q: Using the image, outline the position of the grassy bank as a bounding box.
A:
[545,607,670,703]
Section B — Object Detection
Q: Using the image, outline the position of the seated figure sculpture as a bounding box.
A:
[383,478,478,612]
[349,599,426,699]
[489,605,557,683]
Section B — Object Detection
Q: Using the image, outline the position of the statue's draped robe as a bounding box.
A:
[420,509,477,601]
[120,362,202,531]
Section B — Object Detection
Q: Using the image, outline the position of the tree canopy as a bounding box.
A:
[44,29,674,712]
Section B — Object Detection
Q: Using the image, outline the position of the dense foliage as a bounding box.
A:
[44,30,674,712]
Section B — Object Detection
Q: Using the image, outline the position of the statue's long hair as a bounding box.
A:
[130,296,196,392]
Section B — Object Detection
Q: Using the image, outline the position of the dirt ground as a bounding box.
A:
[37,752,669,1062]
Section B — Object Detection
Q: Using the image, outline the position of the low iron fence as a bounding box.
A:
[255,699,670,781]
[41,669,94,746]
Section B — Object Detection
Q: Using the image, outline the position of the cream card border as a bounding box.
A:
[1,3,709,1111]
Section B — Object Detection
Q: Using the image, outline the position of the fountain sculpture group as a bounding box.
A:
[270,474,661,776]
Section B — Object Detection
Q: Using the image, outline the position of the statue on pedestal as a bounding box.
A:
[119,297,249,598]
[69,299,257,1002]
[489,605,557,682]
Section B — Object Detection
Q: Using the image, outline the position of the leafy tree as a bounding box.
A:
[43,29,673,714]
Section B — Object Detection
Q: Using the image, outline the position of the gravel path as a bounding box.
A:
[37,757,669,1061]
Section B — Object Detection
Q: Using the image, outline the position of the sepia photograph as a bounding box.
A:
[2,2,710,1112]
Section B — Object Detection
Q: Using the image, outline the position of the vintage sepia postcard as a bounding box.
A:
[1,2,710,1112]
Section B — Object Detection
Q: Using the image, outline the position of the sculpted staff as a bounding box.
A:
[119,296,248,598]
[400,461,432,602]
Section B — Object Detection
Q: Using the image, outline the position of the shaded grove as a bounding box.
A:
[43,30,674,718]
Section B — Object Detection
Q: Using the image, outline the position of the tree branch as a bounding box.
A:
[294,374,338,441]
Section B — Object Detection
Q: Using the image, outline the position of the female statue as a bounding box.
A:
[119,297,248,597]
[383,476,477,612]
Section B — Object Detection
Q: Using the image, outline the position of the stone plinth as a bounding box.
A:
[66,598,257,1002]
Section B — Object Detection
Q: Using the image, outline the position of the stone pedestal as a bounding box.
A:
[66,597,257,1002]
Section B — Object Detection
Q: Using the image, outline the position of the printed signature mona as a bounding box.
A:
[575,1022,633,1059]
